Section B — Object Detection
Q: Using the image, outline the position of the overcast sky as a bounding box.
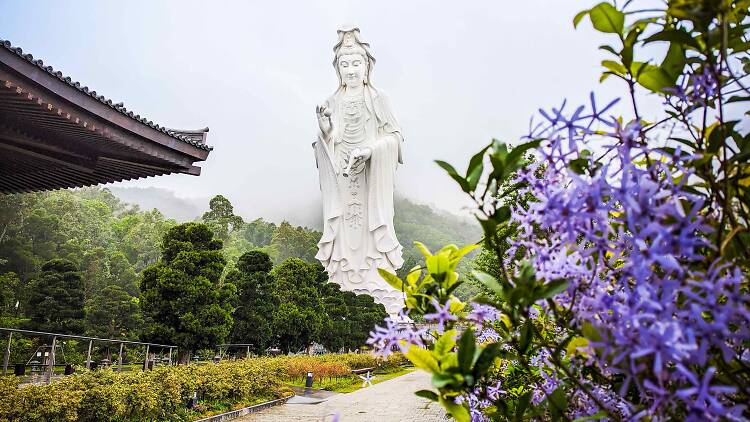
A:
[2,0,676,222]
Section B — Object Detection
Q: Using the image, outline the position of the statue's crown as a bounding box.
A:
[333,25,374,63]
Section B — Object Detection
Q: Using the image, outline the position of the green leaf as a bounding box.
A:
[515,392,532,420]
[573,411,609,422]
[494,205,511,224]
[378,268,404,291]
[643,29,701,49]
[440,395,470,422]
[568,157,589,175]
[573,9,589,28]
[669,137,698,151]
[432,373,460,388]
[466,162,484,192]
[415,389,439,402]
[426,254,450,276]
[727,95,750,104]
[405,265,422,287]
[631,62,674,92]
[452,243,479,260]
[548,387,569,421]
[588,2,624,34]
[601,60,627,76]
[414,241,432,257]
[506,140,541,169]
[472,270,504,296]
[518,320,533,354]
[457,328,477,373]
[661,42,686,79]
[466,145,490,191]
[707,121,739,154]
[435,160,470,192]
[621,28,640,68]
[472,343,502,378]
[566,337,590,357]
[434,329,458,358]
[598,44,619,56]
[406,345,440,373]
[538,279,569,300]
[582,321,602,342]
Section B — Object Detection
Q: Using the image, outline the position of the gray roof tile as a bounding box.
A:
[0,38,212,151]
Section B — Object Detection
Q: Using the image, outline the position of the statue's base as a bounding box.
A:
[328,275,405,318]
[352,287,405,319]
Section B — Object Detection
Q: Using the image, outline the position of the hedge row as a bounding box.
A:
[281,353,409,380]
[0,358,288,422]
[0,353,411,422]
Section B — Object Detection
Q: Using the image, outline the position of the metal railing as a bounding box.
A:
[1,327,177,383]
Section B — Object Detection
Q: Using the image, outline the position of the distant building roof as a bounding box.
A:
[0,38,214,193]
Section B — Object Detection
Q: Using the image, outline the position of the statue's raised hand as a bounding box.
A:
[316,104,333,139]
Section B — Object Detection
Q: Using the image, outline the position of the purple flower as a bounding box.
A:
[424,298,458,334]
[366,311,427,357]
[502,91,748,419]
[486,380,505,400]
[468,303,499,327]
[675,366,739,418]
[476,328,500,343]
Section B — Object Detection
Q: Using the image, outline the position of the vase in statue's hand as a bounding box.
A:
[342,147,372,177]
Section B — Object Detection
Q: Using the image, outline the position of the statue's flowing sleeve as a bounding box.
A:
[367,89,404,268]
[313,96,341,264]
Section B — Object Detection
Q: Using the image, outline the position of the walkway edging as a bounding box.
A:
[193,395,292,422]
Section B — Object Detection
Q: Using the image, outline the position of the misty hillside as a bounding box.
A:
[108,186,482,255]
[108,187,207,222]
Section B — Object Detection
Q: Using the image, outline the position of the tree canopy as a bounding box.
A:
[25,259,85,334]
[140,223,236,360]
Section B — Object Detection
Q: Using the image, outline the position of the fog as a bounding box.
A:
[2,0,677,220]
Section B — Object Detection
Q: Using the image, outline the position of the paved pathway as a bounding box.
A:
[237,370,446,422]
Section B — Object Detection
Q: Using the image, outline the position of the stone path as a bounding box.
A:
[237,370,446,422]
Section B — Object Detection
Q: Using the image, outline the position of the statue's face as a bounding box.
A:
[338,54,366,87]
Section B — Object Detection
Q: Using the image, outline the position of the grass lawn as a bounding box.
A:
[288,367,415,393]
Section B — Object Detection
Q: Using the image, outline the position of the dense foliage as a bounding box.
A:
[370,1,750,420]
[140,223,236,361]
[0,189,392,357]
[262,256,386,353]
[25,259,85,335]
[0,188,171,332]
[0,352,410,422]
[0,358,288,422]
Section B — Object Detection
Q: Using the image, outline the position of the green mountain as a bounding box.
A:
[107,187,482,255]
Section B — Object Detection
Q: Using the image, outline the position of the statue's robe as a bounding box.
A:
[313,86,404,316]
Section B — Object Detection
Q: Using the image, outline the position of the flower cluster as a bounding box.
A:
[665,67,719,110]
[366,311,427,357]
[455,381,505,422]
[509,95,750,419]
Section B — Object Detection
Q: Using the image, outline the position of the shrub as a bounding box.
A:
[0,358,287,422]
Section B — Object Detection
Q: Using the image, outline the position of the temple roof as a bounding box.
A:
[0,38,213,194]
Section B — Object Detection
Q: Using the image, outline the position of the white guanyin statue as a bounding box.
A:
[313,26,405,316]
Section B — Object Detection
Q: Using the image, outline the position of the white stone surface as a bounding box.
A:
[236,370,447,422]
[313,26,405,316]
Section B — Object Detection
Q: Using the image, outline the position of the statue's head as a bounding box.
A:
[333,25,376,88]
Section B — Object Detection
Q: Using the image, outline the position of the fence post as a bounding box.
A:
[85,340,93,370]
[168,348,172,365]
[143,344,149,371]
[46,336,56,384]
[118,343,124,372]
[2,331,12,376]
[246,345,250,359]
